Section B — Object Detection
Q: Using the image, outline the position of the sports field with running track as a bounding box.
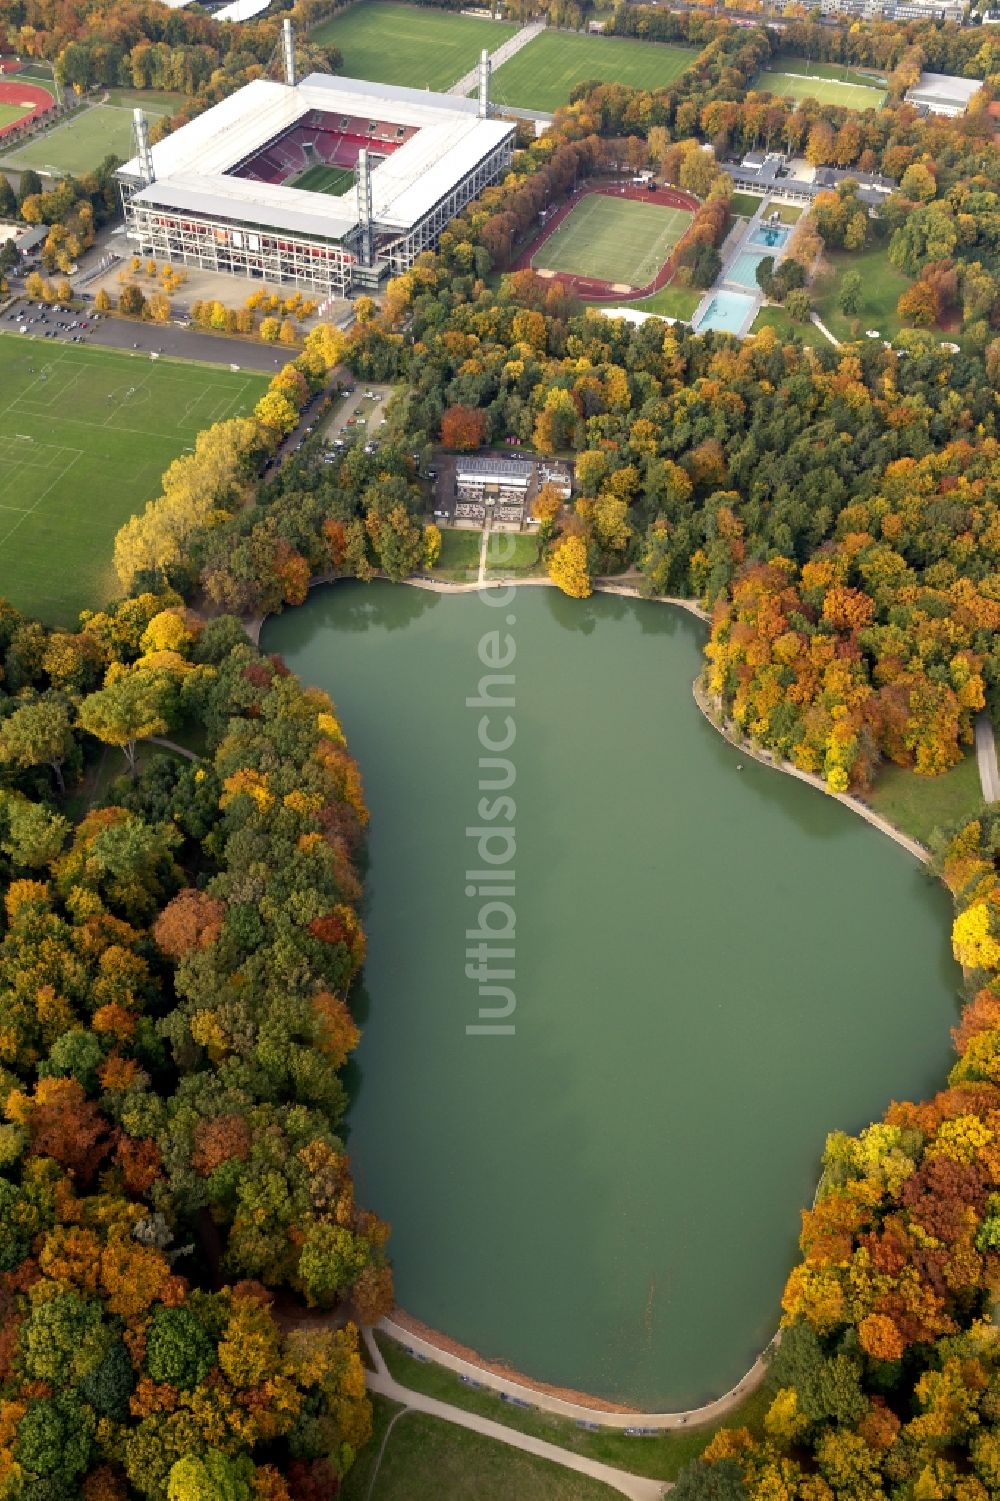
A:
[531,194,691,288]
[0,336,267,625]
[0,98,171,175]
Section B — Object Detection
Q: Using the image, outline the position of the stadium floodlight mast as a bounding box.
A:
[356,148,373,268]
[281,19,297,89]
[132,109,155,186]
[478,48,491,119]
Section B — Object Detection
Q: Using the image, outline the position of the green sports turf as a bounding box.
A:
[490,30,696,113]
[0,335,268,626]
[753,64,886,111]
[532,194,691,288]
[0,101,167,176]
[309,2,517,91]
[0,102,31,130]
[293,162,356,196]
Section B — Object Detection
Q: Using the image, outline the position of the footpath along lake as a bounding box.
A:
[262,580,960,1409]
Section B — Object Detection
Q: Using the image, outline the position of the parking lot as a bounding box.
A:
[2,300,105,344]
[320,382,395,458]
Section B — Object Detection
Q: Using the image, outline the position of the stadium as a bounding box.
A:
[116,26,515,297]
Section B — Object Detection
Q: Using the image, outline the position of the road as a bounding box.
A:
[361,1328,669,1501]
[975,712,1000,803]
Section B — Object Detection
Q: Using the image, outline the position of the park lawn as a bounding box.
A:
[293,162,355,196]
[765,200,803,224]
[0,334,267,625]
[342,1401,622,1501]
[750,305,826,347]
[866,754,984,847]
[491,30,696,113]
[102,87,187,111]
[811,244,913,344]
[729,191,764,217]
[373,1333,772,1483]
[487,532,540,574]
[533,194,691,287]
[629,280,702,320]
[431,527,482,581]
[309,2,516,91]
[0,99,168,175]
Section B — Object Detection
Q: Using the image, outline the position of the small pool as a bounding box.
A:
[726,250,768,289]
[695,290,756,335]
[748,224,790,251]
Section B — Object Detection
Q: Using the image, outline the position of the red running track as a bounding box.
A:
[512,181,699,303]
[0,79,55,139]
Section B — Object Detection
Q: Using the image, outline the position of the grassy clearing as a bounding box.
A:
[310,2,516,91]
[865,755,984,847]
[811,243,913,344]
[765,200,803,224]
[293,162,355,196]
[342,1398,620,1500]
[627,280,702,321]
[533,195,690,287]
[750,305,826,347]
[0,335,267,625]
[491,30,696,113]
[729,191,765,217]
[487,532,540,574]
[340,1395,399,1501]
[102,87,187,111]
[0,102,30,130]
[0,99,168,174]
[373,1334,772,1483]
[430,527,482,581]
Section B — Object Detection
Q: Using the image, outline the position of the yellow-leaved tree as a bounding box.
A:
[547,535,591,599]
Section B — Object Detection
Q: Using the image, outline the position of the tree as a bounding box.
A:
[0,174,16,218]
[785,289,812,323]
[118,283,146,317]
[547,534,591,599]
[440,405,486,450]
[77,668,172,777]
[145,1307,216,1391]
[838,270,864,316]
[0,698,74,793]
[672,1460,747,1501]
[897,280,940,328]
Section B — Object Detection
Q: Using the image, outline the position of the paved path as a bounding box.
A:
[448,19,546,95]
[476,516,491,585]
[810,311,840,347]
[148,736,199,761]
[976,711,1000,802]
[362,1329,669,1501]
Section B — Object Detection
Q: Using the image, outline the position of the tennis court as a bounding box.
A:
[0,336,266,624]
[293,163,356,196]
[532,194,691,288]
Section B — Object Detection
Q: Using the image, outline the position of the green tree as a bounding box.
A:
[673,1459,748,1501]
[146,1307,217,1391]
[77,668,173,777]
[0,698,75,793]
[838,269,864,316]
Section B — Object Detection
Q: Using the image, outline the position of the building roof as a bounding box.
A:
[457,456,535,479]
[905,71,983,111]
[119,71,513,237]
[213,0,272,17]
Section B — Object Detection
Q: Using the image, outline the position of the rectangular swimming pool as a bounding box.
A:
[695,290,756,335]
[748,224,790,251]
[726,250,768,289]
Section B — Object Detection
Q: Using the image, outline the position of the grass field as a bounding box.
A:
[102,87,186,112]
[628,281,704,321]
[766,200,803,224]
[750,305,826,348]
[293,162,355,196]
[0,98,169,175]
[341,1397,619,1501]
[0,102,30,130]
[753,57,886,111]
[430,527,482,581]
[865,755,983,847]
[310,2,516,91]
[811,243,913,344]
[491,30,696,113]
[371,1334,773,1484]
[730,191,765,217]
[0,336,267,625]
[487,532,540,575]
[533,194,690,288]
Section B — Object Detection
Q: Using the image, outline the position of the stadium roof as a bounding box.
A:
[120,72,514,236]
[213,0,272,17]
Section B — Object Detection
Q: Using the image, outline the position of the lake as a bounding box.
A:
[262,580,959,1409]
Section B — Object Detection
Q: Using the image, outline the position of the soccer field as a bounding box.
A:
[532,195,691,287]
[753,62,886,111]
[491,31,696,113]
[294,163,356,196]
[0,337,267,626]
[310,2,517,91]
[0,99,169,176]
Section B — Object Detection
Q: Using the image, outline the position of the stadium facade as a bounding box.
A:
[117,42,515,297]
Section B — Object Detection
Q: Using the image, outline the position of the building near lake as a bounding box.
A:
[116,27,514,298]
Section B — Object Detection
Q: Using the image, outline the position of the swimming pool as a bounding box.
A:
[695,290,756,335]
[726,250,768,289]
[748,224,790,251]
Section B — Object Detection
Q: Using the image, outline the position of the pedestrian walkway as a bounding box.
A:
[976,711,1000,803]
[448,19,546,96]
[362,1328,669,1501]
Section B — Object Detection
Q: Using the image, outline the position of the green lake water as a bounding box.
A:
[262,580,960,1409]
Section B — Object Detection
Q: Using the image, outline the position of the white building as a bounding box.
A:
[116,66,514,297]
[904,72,983,117]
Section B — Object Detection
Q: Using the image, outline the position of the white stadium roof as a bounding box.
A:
[120,72,511,235]
[213,0,272,18]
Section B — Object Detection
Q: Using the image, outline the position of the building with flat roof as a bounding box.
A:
[904,71,983,116]
[821,0,967,20]
[116,53,514,297]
